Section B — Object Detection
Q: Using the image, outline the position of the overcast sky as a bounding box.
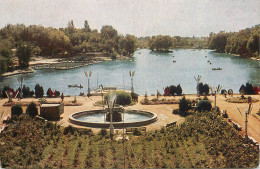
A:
[0,0,259,37]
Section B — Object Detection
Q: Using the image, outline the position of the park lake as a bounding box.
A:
[0,49,259,95]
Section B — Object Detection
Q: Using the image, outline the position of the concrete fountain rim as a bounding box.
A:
[68,109,158,129]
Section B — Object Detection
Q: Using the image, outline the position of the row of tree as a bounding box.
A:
[146,35,208,52]
[0,21,138,74]
[1,84,61,98]
[208,25,259,58]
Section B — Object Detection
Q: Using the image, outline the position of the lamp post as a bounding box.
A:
[245,98,252,144]
[99,85,104,110]
[211,85,222,109]
[17,75,24,99]
[85,71,92,96]
[194,75,201,96]
[109,100,115,140]
[129,71,135,94]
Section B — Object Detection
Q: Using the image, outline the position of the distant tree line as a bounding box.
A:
[0,21,138,74]
[146,35,208,52]
[208,25,259,58]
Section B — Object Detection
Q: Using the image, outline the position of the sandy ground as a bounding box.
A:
[0,94,259,141]
[29,57,60,65]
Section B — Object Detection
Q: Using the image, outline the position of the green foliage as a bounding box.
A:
[208,32,228,52]
[221,89,227,94]
[11,104,23,118]
[209,25,260,58]
[0,22,138,59]
[119,34,138,56]
[149,35,173,52]
[176,84,183,96]
[245,82,254,94]
[0,111,258,168]
[104,91,132,105]
[198,83,209,95]
[1,85,11,98]
[197,100,212,112]
[98,129,107,137]
[64,125,75,135]
[0,37,13,74]
[16,43,32,69]
[132,128,142,136]
[34,83,44,98]
[165,84,183,96]
[26,102,38,117]
[178,96,192,116]
[239,84,246,94]
[18,85,34,98]
[239,82,255,94]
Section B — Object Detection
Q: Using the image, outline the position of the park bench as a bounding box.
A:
[3,115,10,123]
[248,136,258,145]
[36,116,48,123]
[125,127,146,134]
[103,87,117,91]
[232,121,242,131]
[0,125,7,134]
[0,109,6,120]
[221,110,228,118]
[166,121,177,128]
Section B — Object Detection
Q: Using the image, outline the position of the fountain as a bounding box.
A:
[69,93,157,129]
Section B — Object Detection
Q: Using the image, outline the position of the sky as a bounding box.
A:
[0,0,259,37]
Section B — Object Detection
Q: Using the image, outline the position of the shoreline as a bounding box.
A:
[1,54,131,78]
[1,67,35,78]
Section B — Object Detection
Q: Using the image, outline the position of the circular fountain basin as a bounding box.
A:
[69,109,157,128]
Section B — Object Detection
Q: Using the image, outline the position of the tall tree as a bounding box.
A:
[16,43,32,69]
[84,20,91,32]
[67,20,75,34]
[119,35,137,56]
[149,35,173,52]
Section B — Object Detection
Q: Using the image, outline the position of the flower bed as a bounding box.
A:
[140,99,179,105]
[226,96,259,103]
[3,101,83,106]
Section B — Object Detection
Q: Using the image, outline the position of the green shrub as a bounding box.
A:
[198,83,210,95]
[245,82,254,94]
[98,129,108,137]
[11,104,23,118]
[221,89,227,94]
[64,125,75,135]
[26,102,38,117]
[35,83,44,98]
[197,100,212,112]
[176,84,182,96]
[239,82,255,94]
[178,96,191,116]
[1,86,11,98]
[132,128,141,136]
[104,91,131,105]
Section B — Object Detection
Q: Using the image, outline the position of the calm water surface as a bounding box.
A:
[0,49,259,95]
[77,112,151,123]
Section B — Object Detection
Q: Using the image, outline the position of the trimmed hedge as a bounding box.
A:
[197,100,212,112]
[26,102,38,117]
[104,91,131,105]
[11,104,23,118]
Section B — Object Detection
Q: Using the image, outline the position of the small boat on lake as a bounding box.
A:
[212,68,222,71]
[173,60,176,63]
[68,84,83,88]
